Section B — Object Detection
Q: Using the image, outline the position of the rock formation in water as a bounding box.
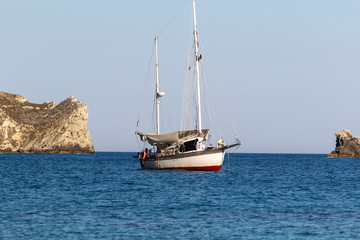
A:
[327,129,360,158]
[0,91,95,154]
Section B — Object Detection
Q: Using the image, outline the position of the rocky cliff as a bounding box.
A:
[327,129,360,158]
[0,91,94,154]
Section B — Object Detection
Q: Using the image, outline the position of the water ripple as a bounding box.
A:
[1,153,360,239]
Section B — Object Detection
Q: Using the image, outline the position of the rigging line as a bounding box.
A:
[200,67,209,127]
[228,144,240,170]
[201,64,223,144]
[200,65,209,127]
[227,152,229,170]
[182,8,196,131]
[148,84,157,134]
[181,42,191,130]
[135,42,155,151]
[200,66,214,145]
[206,94,223,141]
[182,64,192,130]
[148,61,157,133]
[135,127,146,151]
[188,44,196,130]
[187,47,196,129]
[135,132,142,150]
[196,40,222,139]
[202,68,223,140]
[161,100,165,133]
[137,44,155,124]
[181,71,186,130]
[157,0,190,37]
[192,68,198,129]
[184,43,198,130]
[203,68,223,139]
[185,57,194,130]
[166,104,174,133]
[181,30,195,130]
[200,38,239,140]
[188,74,194,128]
[181,70,186,130]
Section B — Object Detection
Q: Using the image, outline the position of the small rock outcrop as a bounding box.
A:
[0,91,95,154]
[328,129,360,158]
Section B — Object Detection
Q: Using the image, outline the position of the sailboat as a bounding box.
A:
[136,0,240,171]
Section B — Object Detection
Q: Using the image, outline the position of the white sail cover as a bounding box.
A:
[136,129,209,146]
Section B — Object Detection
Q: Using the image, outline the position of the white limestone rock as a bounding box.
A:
[0,91,94,154]
[328,129,360,158]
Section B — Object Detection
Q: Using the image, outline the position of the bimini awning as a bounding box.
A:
[136,129,209,146]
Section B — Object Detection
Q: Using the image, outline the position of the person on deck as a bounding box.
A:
[140,148,150,160]
[145,148,150,158]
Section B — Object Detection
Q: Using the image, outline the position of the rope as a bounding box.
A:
[181,33,194,130]
[135,132,142,150]
[149,88,156,134]
[157,0,190,37]
[227,144,240,171]
[200,37,240,142]
[227,151,229,170]
[135,43,156,151]
[199,63,217,146]
[136,44,155,130]
[185,37,223,142]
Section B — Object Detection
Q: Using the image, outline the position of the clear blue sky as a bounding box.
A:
[1,0,359,153]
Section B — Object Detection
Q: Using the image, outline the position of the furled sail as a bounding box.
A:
[136,129,209,146]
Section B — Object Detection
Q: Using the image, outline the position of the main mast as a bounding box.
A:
[155,36,164,134]
[192,0,202,134]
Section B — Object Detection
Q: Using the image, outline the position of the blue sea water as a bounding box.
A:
[1,153,360,239]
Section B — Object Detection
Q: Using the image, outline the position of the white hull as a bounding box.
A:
[140,150,225,171]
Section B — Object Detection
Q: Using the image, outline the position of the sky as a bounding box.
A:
[1,0,359,153]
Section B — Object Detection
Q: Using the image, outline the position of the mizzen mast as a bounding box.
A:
[192,0,202,135]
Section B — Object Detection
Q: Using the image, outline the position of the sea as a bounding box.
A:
[1,152,360,239]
